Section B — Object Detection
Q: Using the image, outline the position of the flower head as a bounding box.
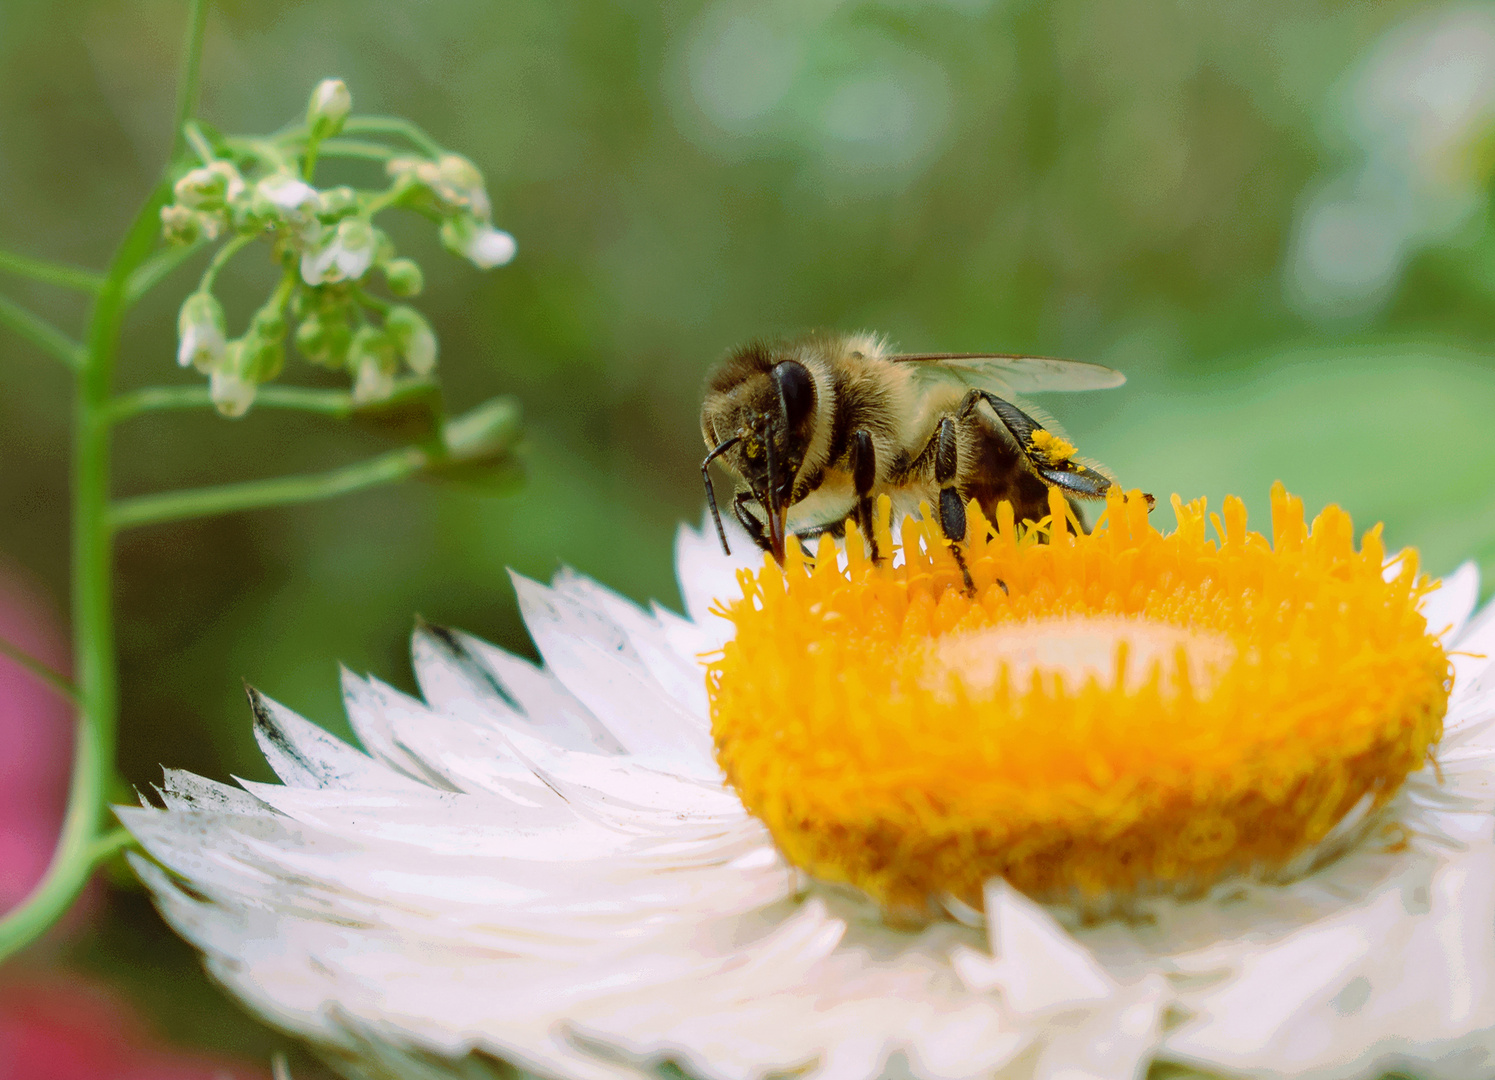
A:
[123,488,1495,1080]
[440,215,517,269]
[300,216,376,285]
[176,291,227,371]
[307,78,351,140]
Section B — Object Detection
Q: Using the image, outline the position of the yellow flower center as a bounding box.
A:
[707,485,1450,912]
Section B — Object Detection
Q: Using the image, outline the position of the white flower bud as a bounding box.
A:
[440,215,516,269]
[300,217,376,285]
[177,292,227,371]
[348,326,399,404]
[433,154,491,219]
[257,172,320,214]
[160,204,203,246]
[173,161,243,210]
[386,305,438,376]
[307,79,352,139]
[383,257,424,297]
[210,342,256,418]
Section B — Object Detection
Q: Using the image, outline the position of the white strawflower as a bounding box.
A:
[122,491,1495,1080]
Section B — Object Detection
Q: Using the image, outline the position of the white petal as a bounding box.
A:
[410,621,622,753]
[1452,596,1495,699]
[1422,560,1479,645]
[674,513,759,648]
[249,687,419,791]
[511,572,718,777]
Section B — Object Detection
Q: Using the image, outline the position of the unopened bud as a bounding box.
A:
[386,305,437,376]
[242,334,286,383]
[177,292,227,371]
[318,186,358,217]
[210,342,256,418]
[433,153,491,218]
[173,161,243,210]
[441,396,521,465]
[295,314,353,368]
[250,305,288,344]
[301,216,375,285]
[440,215,516,269]
[348,325,399,403]
[160,204,203,247]
[255,172,320,216]
[307,78,352,140]
[383,257,424,297]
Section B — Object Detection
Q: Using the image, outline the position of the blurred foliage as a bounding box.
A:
[2,0,1494,1068]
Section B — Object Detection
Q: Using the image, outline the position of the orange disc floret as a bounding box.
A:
[706,484,1450,911]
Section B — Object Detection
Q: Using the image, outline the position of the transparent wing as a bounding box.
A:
[890,353,1126,395]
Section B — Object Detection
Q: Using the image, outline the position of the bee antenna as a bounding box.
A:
[700,435,741,556]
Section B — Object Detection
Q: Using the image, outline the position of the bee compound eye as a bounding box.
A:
[772,361,815,430]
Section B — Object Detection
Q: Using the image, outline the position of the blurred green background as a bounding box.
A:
[2,0,1494,1072]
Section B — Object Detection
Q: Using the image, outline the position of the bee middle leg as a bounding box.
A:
[917,416,976,595]
[849,429,881,564]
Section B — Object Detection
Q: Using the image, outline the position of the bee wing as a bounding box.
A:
[889,353,1126,395]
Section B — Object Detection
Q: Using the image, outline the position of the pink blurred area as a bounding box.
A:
[0,974,264,1080]
[0,567,71,913]
[0,565,266,1080]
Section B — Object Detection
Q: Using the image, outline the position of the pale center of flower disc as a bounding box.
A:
[931,617,1235,699]
[707,485,1451,911]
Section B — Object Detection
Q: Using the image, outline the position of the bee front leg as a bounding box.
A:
[849,429,881,564]
[732,491,772,554]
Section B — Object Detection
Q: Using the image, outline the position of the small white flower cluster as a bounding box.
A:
[164,78,515,416]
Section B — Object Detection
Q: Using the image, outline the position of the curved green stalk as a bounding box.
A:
[0,0,209,964]
[0,293,85,369]
[0,249,105,293]
[0,636,78,703]
[109,383,356,422]
[109,444,429,531]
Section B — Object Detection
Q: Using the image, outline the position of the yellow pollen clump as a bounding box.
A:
[707,484,1450,911]
[1028,429,1077,464]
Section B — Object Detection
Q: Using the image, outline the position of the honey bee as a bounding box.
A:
[699,332,1150,590]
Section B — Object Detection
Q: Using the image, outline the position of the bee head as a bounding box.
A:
[701,344,819,560]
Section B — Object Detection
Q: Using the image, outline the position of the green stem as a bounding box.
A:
[124,241,204,309]
[109,444,429,531]
[340,116,443,157]
[0,249,105,293]
[0,0,208,964]
[198,233,253,292]
[109,383,355,422]
[316,138,397,162]
[0,636,78,703]
[183,122,217,167]
[85,828,138,865]
[171,0,210,161]
[0,293,85,369]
